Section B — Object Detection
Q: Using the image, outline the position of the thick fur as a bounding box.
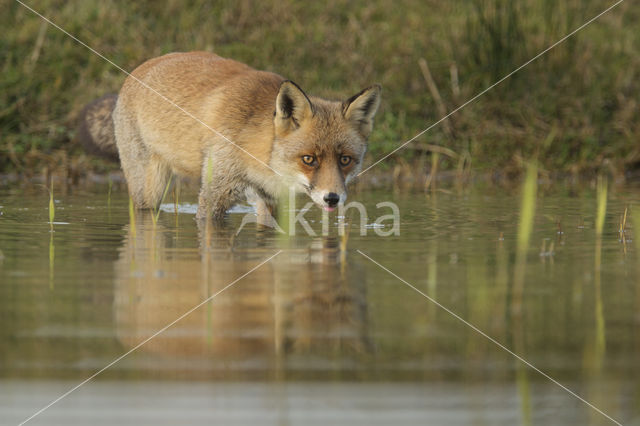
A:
[76,93,119,161]
[87,51,381,221]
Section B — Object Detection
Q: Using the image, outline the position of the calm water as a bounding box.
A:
[1,181,639,425]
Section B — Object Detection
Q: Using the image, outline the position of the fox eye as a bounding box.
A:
[339,155,352,166]
[302,155,315,165]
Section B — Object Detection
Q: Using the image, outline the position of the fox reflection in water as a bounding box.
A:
[114,214,371,379]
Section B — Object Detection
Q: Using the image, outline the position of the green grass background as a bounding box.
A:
[1,0,638,177]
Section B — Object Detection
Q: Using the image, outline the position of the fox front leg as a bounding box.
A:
[245,186,277,227]
[196,187,228,223]
[255,197,277,227]
[197,179,247,223]
[196,153,244,224]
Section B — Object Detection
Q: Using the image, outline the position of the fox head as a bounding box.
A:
[270,81,381,211]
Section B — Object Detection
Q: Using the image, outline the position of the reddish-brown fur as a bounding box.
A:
[90,51,380,222]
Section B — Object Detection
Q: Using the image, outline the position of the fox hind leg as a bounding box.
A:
[114,115,169,209]
[119,145,169,209]
[143,154,171,209]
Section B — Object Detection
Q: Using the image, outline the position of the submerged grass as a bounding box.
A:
[2,1,638,178]
[48,231,54,290]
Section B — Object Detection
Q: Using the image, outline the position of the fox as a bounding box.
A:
[78,51,381,223]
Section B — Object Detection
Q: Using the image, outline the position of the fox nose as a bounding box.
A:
[323,192,340,207]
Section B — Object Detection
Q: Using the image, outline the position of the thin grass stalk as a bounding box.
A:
[107,176,113,210]
[174,178,181,228]
[516,162,538,255]
[129,196,137,241]
[174,178,181,214]
[418,57,453,139]
[512,160,537,426]
[339,217,349,277]
[633,205,640,263]
[48,231,54,290]
[595,175,607,236]
[153,174,174,224]
[206,154,214,223]
[593,175,607,366]
[424,152,440,193]
[278,187,293,240]
[48,181,54,232]
[632,206,640,325]
[511,160,538,313]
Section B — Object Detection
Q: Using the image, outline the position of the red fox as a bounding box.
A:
[78,52,381,222]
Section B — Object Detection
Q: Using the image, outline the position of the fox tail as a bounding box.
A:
[76,94,119,161]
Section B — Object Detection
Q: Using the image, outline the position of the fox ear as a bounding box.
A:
[343,85,381,138]
[275,80,313,134]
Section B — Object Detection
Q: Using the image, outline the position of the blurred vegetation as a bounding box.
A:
[1,0,638,179]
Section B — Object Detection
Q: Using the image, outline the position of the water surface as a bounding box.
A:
[1,182,639,425]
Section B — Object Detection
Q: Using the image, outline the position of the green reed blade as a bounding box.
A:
[154,175,174,224]
[595,175,607,236]
[129,196,136,240]
[517,161,537,254]
[48,181,55,230]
